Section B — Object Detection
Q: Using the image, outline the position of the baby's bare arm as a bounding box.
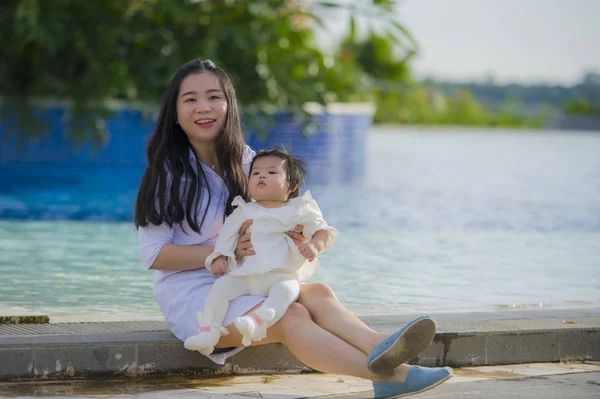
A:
[298,230,334,262]
[310,229,333,252]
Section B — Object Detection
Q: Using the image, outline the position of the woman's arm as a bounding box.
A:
[139,223,211,271]
[139,212,251,271]
[139,208,252,271]
[150,243,214,271]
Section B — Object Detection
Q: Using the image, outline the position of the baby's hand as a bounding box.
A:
[298,241,319,262]
[211,256,229,276]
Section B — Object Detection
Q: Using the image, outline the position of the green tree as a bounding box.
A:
[335,26,416,121]
[0,0,413,142]
[564,99,592,115]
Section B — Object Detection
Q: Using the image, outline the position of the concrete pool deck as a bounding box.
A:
[0,308,599,382]
[1,363,599,398]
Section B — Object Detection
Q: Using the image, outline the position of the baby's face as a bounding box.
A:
[249,156,291,203]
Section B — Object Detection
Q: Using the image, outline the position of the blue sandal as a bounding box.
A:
[373,365,453,398]
[368,315,436,374]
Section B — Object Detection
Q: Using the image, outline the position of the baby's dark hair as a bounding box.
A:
[249,147,307,199]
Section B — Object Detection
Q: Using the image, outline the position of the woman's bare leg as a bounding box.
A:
[216,302,407,382]
[297,283,388,354]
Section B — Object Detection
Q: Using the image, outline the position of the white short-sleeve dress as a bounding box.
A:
[138,145,264,364]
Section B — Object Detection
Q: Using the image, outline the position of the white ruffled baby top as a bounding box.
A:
[205,190,338,281]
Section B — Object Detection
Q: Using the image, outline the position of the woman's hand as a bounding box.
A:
[285,224,308,247]
[235,220,256,261]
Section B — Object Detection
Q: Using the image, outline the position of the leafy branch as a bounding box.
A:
[0,0,415,143]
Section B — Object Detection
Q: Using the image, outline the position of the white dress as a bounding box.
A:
[182,192,338,352]
[138,145,263,364]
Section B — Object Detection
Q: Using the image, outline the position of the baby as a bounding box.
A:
[184,148,338,355]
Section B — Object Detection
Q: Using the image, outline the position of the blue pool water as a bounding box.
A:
[1,127,599,316]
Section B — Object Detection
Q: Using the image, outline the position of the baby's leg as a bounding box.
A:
[235,278,300,346]
[184,275,250,354]
[262,279,301,324]
[203,275,251,326]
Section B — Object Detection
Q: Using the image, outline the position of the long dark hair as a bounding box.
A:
[134,59,249,233]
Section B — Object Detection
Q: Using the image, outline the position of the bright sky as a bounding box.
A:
[322,0,600,85]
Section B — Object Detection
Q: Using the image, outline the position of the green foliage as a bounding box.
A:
[0,0,410,142]
[372,84,546,128]
[335,28,541,128]
[564,98,600,115]
[427,74,600,112]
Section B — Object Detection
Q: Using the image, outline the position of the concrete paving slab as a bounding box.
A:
[0,364,599,398]
[1,309,599,381]
[464,362,600,377]
[384,372,600,399]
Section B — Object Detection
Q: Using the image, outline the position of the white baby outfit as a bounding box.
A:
[183,191,338,355]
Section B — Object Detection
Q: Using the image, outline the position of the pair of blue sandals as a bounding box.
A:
[368,315,453,398]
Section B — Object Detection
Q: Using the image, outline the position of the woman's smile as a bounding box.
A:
[195,118,216,128]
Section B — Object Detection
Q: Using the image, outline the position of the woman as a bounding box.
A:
[134,59,452,399]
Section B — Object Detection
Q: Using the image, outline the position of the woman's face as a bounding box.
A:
[176,72,228,147]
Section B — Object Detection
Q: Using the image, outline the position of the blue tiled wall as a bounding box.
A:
[0,106,371,221]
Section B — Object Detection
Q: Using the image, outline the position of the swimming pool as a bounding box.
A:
[2,128,599,316]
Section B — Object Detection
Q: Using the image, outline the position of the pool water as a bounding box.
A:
[1,128,599,316]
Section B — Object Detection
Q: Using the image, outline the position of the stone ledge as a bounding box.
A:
[1,310,599,381]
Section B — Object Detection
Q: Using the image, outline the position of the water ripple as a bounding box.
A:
[1,129,599,315]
